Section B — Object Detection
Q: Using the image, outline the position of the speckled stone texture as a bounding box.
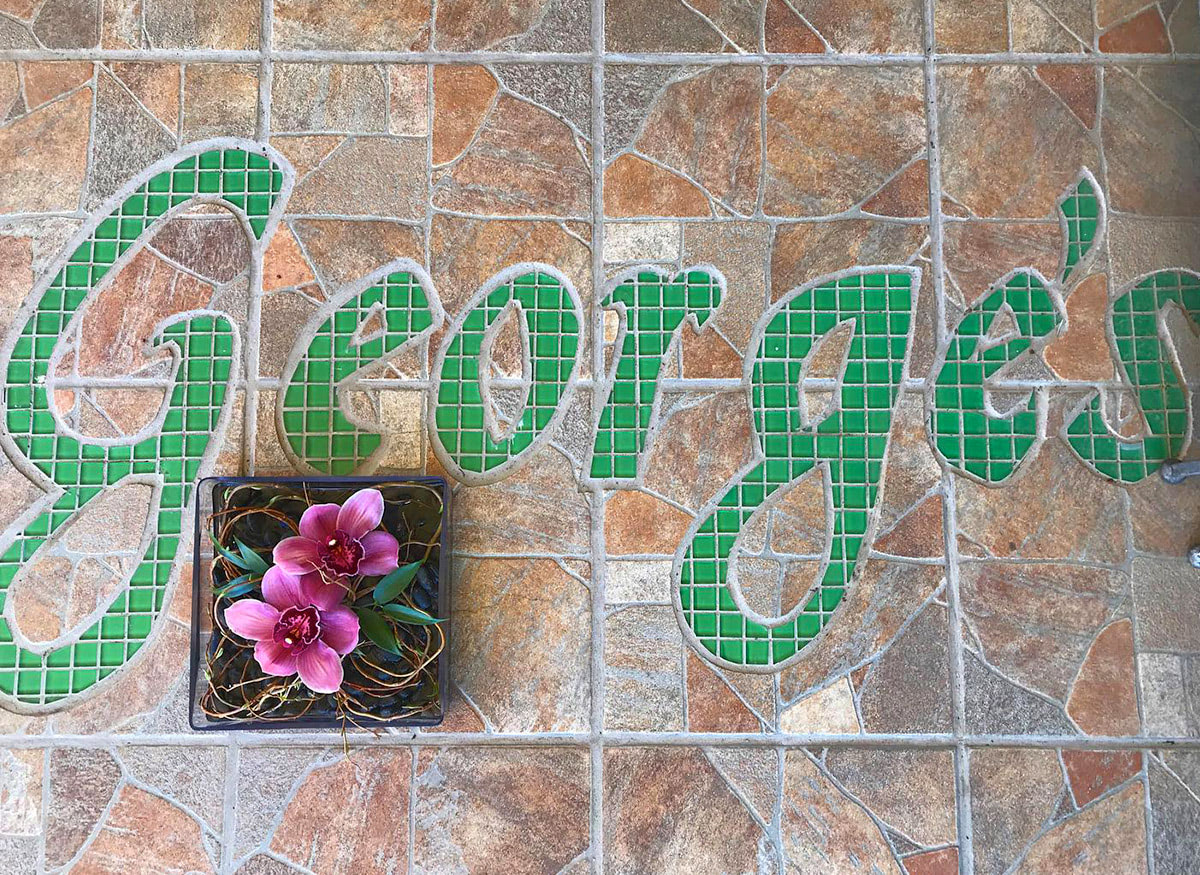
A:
[0,0,1196,872]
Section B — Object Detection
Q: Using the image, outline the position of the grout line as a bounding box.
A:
[0,48,1197,65]
[922,0,975,870]
[9,731,1200,748]
[221,742,240,875]
[589,0,607,865]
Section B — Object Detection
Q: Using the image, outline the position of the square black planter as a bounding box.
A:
[189,476,450,730]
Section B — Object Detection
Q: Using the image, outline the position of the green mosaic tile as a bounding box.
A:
[1066,270,1200,482]
[674,268,919,671]
[278,261,442,475]
[0,145,284,708]
[432,268,583,479]
[586,269,721,483]
[930,270,1066,483]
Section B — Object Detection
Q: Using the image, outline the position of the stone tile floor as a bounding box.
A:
[0,0,1198,872]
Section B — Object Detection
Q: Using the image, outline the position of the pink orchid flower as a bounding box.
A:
[224,566,360,694]
[273,488,399,583]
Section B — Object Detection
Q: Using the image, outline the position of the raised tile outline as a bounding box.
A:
[0,137,295,712]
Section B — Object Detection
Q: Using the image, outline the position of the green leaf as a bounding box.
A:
[379,603,442,626]
[234,537,270,575]
[355,608,401,654]
[215,573,255,599]
[373,560,423,605]
[210,533,251,571]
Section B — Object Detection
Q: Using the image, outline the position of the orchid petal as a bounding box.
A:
[224,599,280,641]
[261,565,305,610]
[357,530,400,576]
[273,536,320,574]
[299,572,347,612]
[336,488,385,540]
[318,605,360,655]
[299,503,341,543]
[253,639,299,677]
[296,640,344,694]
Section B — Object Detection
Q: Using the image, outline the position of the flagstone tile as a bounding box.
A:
[604,0,757,52]
[686,650,773,732]
[181,64,259,142]
[605,604,685,731]
[1149,751,1200,874]
[451,556,591,732]
[435,0,590,51]
[783,748,915,872]
[0,748,42,869]
[1103,64,1200,217]
[432,83,591,219]
[1010,0,1094,50]
[936,0,1009,51]
[273,0,430,50]
[289,137,427,219]
[267,749,411,874]
[142,0,260,49]
[604,747,770,874]
[959,561,1130,706]
[938,66,1099,218]
[779,0,924,52]
[30,0,99,48]
[271,64,389,134]
[971,747,1148,875]
[0,85,91,214]
[414,746,590,874]
[764,66,925,218]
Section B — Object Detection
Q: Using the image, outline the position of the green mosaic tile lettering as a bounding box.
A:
[674,268,918,670]
[1065,270,1200,482]
[278,261,443,475]
[930,271,1066,483]
[586,269,722,483]
[431,268,583,479]
[0,144,284,708]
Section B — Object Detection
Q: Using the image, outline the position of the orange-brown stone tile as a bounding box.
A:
[0,86,90,212]
[414,747,589,873]
[936,0,1009,51]
[970,748,1065,875]
[1035,65,1099,130]
[685,650,764,732]
[291,218,423,292]
[904,847,960,875]
[605,0,752,52]
[764,0,824,52]
[765,67,924,217]
[271,63,388,133]
[786,0,924,52]
[825,749,958,848]
[432,65,498,165]
[45,747,121,868]
[771,220,928,300]
[1046,273,1116,380]
[433,93,590,218]
[604,489,693,555]
[143,0,259,49]
[1100,7,1172,52]
[954,441,1128,563]
[938,66,1098,218]
[1066,618,1140,735]
[270,750,411,873]
[1021,781,1148,872]
[634,67,761,216]
[1103,65,1200,216]
[75,785,216,873]
[435,0,589,51]
[783,749,902,871]
[605,748,766,872]
[273,0,429,50]
[603,154,711,217]
[451,556,591,731]
[21,60,92,109]
[181,63,258,141]
[1063,750,1143,805]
